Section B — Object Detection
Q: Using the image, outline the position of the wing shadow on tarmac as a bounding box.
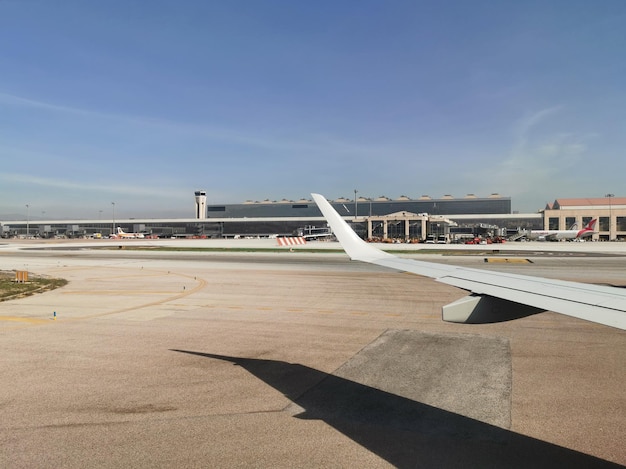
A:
[171,350,620,469]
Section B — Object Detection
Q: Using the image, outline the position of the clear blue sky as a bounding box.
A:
[1,1,625,219]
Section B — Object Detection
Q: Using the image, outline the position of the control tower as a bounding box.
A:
[194,190,207,219]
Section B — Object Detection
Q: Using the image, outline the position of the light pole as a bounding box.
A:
[605,193,614,241]
[25,204,30,237]
[354,189,358,221]
[111,202,116,237]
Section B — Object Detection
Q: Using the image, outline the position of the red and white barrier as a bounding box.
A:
[277,237,306,246]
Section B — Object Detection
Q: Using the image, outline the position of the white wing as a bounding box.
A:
[312,193,626,330]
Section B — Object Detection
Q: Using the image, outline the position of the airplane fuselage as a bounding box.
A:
[527,230,590,241]
[526,219,596,241]
[112,227,145,239]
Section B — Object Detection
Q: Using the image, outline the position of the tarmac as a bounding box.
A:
[0,238,625,468]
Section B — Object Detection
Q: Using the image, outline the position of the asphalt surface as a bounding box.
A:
[0,239,625,468]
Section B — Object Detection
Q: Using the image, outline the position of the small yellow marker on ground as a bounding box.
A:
[483,258,532,264]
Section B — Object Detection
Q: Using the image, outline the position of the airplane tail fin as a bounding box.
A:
[576,219,597,238]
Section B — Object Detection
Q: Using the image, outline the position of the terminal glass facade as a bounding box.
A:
[206,197,512,219]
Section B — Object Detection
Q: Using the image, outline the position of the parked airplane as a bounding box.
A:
[311,194,626,330]
[111,227,144,239]
[525,219,597,241]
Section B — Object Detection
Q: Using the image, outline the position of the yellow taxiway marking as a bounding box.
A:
[1,268,208,326]
[483,258,531,264]
[78,273,208,320]
[0,316,51,325]
[61,290,178,295]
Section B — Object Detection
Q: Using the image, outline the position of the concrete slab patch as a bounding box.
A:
[323,330,511,429]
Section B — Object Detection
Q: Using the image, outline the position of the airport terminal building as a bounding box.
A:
[2,193,623,241]
[206,194,512,218]
[543,197,626,241]
[1,193,531,240]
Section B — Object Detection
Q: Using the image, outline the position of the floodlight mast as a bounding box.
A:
[605,193,614,240]
[111,202,116,236]
[25,204,30,237]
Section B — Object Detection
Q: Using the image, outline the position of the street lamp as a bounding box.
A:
[25,204,30,237]
[354,189,358,220]
[111,202,116,236]
[605,193,614,241]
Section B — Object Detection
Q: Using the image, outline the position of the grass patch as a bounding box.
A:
[0,271,68,302]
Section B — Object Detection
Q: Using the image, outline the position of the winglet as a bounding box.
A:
[311,193,392,262]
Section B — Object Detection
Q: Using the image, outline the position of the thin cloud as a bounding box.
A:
[460,106,593,208]
[0,173,179,198]
[507,106,562,164]
[0,91,423,159]
[0,92,118,121]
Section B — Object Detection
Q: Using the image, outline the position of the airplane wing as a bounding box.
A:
[311,193,626,330]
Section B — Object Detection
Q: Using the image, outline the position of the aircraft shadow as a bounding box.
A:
[172,350,621,469]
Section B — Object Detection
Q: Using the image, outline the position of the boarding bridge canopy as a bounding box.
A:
[364,212,457,241]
